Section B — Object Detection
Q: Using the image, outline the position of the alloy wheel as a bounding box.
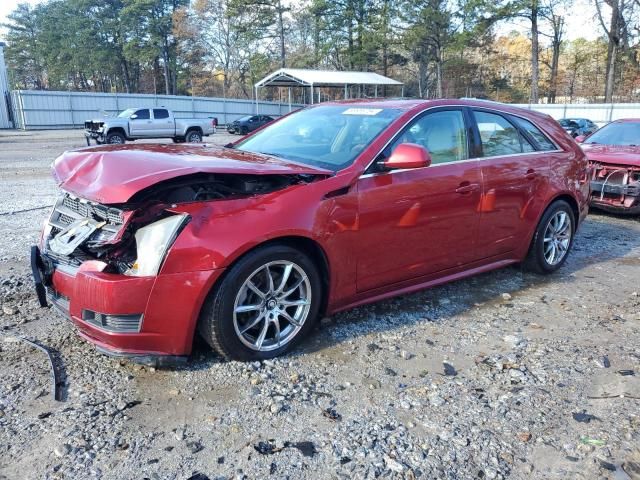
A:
[233,261,312,352]
[543,210,572,266]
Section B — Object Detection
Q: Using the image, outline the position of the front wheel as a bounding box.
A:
[105,132,125,144]
[172,137,185,143]
[198,245,322,361]
[186,130,202,143]
[524,200,575,274]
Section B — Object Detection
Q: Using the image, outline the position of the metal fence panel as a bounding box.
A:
[11,90,302,130]
[10,90,640,130]
[514,103,640,126]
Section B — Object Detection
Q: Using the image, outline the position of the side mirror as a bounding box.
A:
[130,114,138,120]
[382,143,432,170]
[575,135,586,143]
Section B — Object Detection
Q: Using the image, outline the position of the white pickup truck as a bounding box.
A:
[84,107,217,145]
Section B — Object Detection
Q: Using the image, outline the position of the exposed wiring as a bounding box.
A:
[599,168,628,201]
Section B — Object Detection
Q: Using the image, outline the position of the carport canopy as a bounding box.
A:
[254,68,404,109]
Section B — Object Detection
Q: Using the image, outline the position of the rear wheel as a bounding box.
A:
[524,200,575,274]
[198,245,321,361]
[186,130,202,143]
[106,132,125,144]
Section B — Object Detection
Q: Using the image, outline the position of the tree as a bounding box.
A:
[3,3,46,89]
[594,0,639,101]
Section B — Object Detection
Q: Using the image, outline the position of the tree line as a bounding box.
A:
[3,0,639,104]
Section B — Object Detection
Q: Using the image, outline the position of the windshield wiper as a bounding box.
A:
[257,151,285,158]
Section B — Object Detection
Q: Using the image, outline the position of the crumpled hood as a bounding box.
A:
[52,143,331,204]
[582,144,640,167]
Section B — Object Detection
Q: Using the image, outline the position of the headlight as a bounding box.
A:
[124,214,188,277]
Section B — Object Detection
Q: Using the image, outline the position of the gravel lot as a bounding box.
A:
[1,129,639,480]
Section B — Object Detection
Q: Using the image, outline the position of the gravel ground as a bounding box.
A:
[0,130,639,480]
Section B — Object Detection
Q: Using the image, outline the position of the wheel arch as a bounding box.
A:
[186,126,203,135]
[205,235,331,318]
[519,191,581,262]
[544,192,580,227]
[106,127,127,138]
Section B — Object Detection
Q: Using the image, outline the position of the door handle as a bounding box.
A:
[455,181,479,194]
[525,169,537,180]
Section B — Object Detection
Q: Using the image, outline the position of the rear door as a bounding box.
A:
[128,109,152,137]
[355,108,483,292]
[151,108,174,137]
[471,109,552,259]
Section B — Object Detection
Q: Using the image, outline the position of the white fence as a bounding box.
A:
[514,103,640,126]
[10,90,303,130]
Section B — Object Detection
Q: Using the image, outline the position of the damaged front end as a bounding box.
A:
[589,162,640,214]
[41,172,307,278]
[32,171,317,361]
[84,120,106,145]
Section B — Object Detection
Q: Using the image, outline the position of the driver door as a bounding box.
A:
[128,109,152,136]
[355,108,482,292]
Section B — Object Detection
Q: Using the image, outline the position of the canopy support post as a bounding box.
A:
[255,86,259,114]
[344,84,348,99]
[375,85,378,98]
[288,87,292,112]
[310,84,314,104]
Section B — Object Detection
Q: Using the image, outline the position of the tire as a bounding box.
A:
[240,126,248,135]
[198,245,322,361]
[186,130,203,143]
[523,200,575,274]
[172,137,185,143]
[105,132,126,144]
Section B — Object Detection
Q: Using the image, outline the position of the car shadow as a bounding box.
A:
[184,213,640,367]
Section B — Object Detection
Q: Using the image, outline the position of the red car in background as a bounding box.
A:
[32,99,589,364]
[576,119,640,214]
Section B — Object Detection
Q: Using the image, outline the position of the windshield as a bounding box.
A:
[236,116,251,122]
[235,105,402,171]
[117,108,135,118]
[584,121,640,146]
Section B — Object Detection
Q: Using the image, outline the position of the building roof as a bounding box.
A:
[255,68,403,88]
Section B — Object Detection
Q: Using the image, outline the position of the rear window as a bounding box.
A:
[153,109,169,119]
[512,116,557,151]
[473,111,535,157]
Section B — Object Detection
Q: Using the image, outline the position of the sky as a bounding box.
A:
[0,0,605,43]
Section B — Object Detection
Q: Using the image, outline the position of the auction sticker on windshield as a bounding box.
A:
[342,108,383,116]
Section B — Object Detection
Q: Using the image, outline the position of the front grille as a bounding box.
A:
[82,310,143,333]
[48,193,125,243]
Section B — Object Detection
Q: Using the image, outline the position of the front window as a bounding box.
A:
[235,105,402,171]
[584,121,640,146]
[390,110,468,164]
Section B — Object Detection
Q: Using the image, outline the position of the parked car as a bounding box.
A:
[558,118,598,138]
[84,108,217,145]
[227,115,274,135]
[576,118,640,214]
[33,99,589,364]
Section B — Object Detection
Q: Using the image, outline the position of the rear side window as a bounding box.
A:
[133,109,150,120]
[512,116,557,151]
[473,111,534,157]
[153,109,169,119]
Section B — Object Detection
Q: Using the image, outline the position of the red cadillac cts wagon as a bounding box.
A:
[32,99,589,363]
